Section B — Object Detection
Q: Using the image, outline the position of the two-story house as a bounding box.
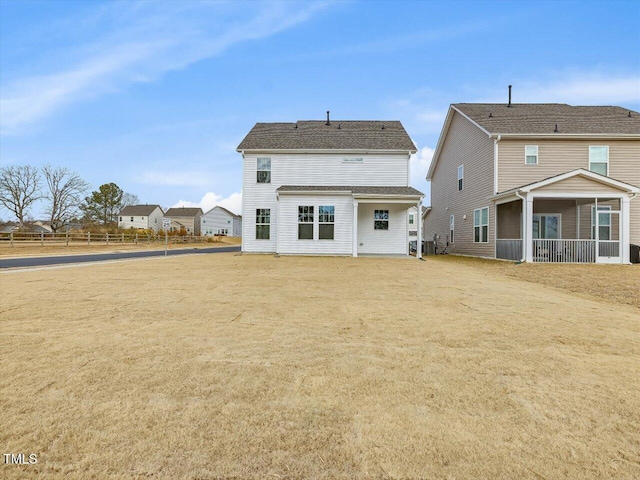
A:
[164,207,203,235]
[201,206,242,237]
[118,204,164,232]
[237,115,424,257]
[425,103,640,264]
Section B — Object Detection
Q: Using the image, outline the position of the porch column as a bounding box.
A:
[525,195,534,262]
[352,201,359,257]
[622,196,631,264]
[416,200,422,259]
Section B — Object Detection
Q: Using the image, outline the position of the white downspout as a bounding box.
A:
[515,190,526,262]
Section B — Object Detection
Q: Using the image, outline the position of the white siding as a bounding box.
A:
[201,207,240,236]
[242,152,411,254]
[118,207,164,232]
[277,194,353,255]
[232,217,242,237]
[357,203,408,255]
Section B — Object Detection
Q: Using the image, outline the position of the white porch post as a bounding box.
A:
[622,196,630,264]
[352,201,359,257]
[525,194,534,263]
[416,200,422,259]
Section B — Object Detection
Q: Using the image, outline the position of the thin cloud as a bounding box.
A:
[138,170,212,187]
[0,1,334,135]
[173,191,242,215]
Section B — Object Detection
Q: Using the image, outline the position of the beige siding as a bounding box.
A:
[533,199,576,239]
[536,175,628,194]
[497,138,640,245]
[425,111,495,257]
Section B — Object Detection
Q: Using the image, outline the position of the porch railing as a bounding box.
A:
[533,239,596,263]
[496,239,522,261]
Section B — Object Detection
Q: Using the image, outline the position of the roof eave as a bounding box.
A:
[488,133,640,139]
[237,148,417,155]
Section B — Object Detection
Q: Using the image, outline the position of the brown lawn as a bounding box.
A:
[1,254,639,479]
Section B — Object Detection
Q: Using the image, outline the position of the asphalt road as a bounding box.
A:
[0,246,241,269]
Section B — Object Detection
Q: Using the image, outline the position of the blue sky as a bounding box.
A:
[1,0,639,219]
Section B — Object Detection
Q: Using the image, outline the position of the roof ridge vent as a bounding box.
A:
[489,112,493,118]
[326,110,330,125]
[554,123,559,133]
[338,123,341,129]
[381,124,385,130]
[629,111,632,117]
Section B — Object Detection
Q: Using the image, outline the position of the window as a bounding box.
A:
[525,145,538,164]
[457,165,464,191]
[256,209,270,239]
[217,228,229,236]
[450,215,454,243]
[119,217,122,222]
[319,205,335,240]
[533,214,560,239]
[298,206,314,239]
[374,210,389,230]
[589,146,609,176]
[409,214,414,225]
[130,217,134,222]
[591,206,611,240]
[257,157,271,183]
[473,207,489,243]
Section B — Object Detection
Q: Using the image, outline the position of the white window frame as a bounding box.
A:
[409,214,414,225]
[589,146,609,176]
[532,214,562,240]
[374,210,389,230]
[450,215,454,244]
[457,165,464,191]
[298,206,314,240]
[525,145,538,165]
[257,157,271,183]
[591,205,611,241]
[473,207,489,243]
[255,208,270,240]
[319,205,335,240]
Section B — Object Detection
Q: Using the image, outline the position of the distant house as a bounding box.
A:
[237,114,423,256]
[164,207,203,235]
[201,206,242,236]
[118,205,164,232]
[425,102,640,264]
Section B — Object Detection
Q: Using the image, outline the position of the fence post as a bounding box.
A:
[88,232,91,245]
[66,231,69,246]
[122,232,125,243]
[10,231,13,247]
[135,233,138,245]
[106,232,109,245]
[41,232,44,246]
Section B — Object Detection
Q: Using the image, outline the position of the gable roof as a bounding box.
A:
[427,103,640,180]
[237,120,417,152]
[493,168,640,199]
[453,104,640,135]
[164,207,203,217]
[119,204,162,216]
[203,205,241,218]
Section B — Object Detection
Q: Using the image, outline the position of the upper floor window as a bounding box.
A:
[589,146,609,176]
[319,206,335,240]
[256,209,270,239]
[457,165,464,191]
[525,145,538,165]
[374,210,389,230]
[474,207,489,243]
[298,206,314,239]
[257,157,271,183]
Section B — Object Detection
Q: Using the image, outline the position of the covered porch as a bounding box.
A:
[494,169,639,264]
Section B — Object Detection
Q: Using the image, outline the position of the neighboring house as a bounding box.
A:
[164,207,203,235]
[118,205,164,232]
[201,206,242,236]
[425,103,640,264]
[237,115,424,257]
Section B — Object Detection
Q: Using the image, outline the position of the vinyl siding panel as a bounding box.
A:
[242,152,411,254]
[535,175,629,194]
[357,203,408,255]
[201,207,239,236]
[233,217,242,237]
[278,194,352,255]
[425,111,495,257]
[498,139,640,245]
[118,207,164,232]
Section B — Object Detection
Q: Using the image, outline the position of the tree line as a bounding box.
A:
[0,165,139,232]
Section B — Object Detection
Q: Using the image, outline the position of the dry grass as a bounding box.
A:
[1,254,639,479]
[0,236,241,258]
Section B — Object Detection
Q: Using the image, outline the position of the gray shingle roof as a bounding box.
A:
[119,204,162,216]
[237,121,417,151]
[276,185,424,196]
[164,207,203,217]
[453,104,640,135]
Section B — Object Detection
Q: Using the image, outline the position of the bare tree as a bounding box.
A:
[42,165,91,233]
[121,192,140,208]
[0,165,42,230]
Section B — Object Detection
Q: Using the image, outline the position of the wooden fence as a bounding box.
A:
[0,231,211,246]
